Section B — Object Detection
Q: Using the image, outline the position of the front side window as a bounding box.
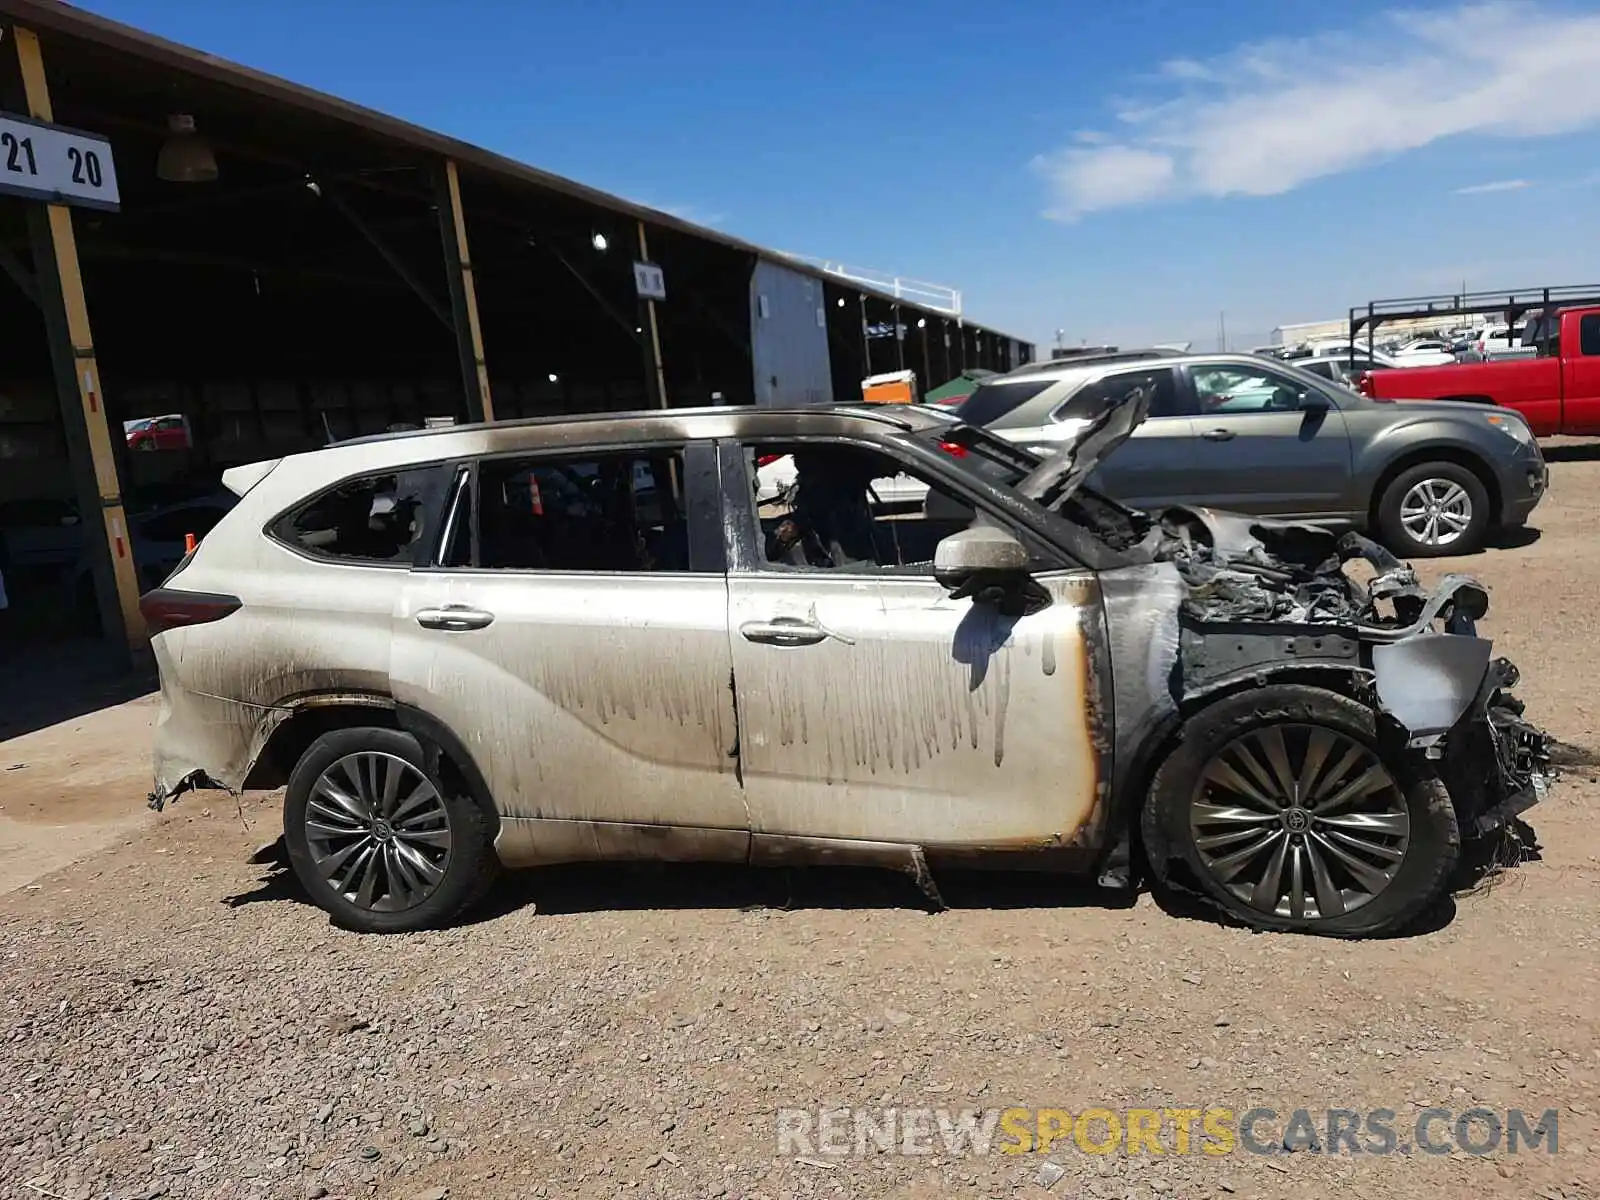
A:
[1055,367,1183,421]
[1192,364,1323,414]
[749,442,1028,574]
[451,451,691,573]
[273,467,439,564]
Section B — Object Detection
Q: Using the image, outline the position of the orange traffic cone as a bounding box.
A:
[184,532,197,555]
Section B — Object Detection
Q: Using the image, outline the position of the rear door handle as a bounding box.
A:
[416,605,495,631]
[1200,428,1237,441]
[739,618,828,647]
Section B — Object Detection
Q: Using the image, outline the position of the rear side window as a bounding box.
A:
[1056,367,1182,420]
[955,378,1059,427]
[273,467,439,564]
[451,451,694,573]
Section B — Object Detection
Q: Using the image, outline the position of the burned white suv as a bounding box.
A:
[144,394,1549,937]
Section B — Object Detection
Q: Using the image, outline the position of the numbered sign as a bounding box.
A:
[633,261,666,302]
[0,112,120,211]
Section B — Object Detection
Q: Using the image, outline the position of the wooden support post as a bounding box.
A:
[435,158,493,422]
[636,220,668,408]
[13,25,144,657]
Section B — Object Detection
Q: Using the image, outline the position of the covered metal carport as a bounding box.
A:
[0,0,1032,662]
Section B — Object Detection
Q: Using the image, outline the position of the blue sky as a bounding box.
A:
[75,0,1600,349]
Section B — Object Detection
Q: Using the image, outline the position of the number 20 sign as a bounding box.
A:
[0,112,120,211]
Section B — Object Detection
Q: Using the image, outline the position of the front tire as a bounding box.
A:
[1376,461,1489,557]
[1141,685,1459,937]
[284,726,498,933]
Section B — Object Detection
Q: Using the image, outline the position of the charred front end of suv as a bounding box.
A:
[1100,507,1551,902]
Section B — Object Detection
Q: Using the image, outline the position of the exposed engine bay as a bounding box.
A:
[1091,500,1551,846]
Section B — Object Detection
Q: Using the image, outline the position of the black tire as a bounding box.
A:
[1141,684,1459,938]
[284,726,499,933]
[1376,460,1490,557]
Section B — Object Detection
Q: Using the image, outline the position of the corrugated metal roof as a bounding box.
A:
[0,0,1027,345]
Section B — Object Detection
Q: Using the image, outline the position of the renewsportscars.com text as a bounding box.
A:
[776,1106,1560,1158]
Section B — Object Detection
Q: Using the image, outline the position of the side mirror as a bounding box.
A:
[934,522,1048,615]
[1300,390,1331,413]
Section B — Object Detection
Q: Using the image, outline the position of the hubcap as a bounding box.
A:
[1189,724,1410,922]
[1399,478,1472,547]
[304,752,452,913]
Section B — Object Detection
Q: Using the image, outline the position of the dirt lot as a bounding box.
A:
[3,447,1600,1200]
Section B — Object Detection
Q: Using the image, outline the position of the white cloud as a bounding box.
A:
[1037,2,1600,219]
[1453,178,1533,194]
[1035,146,1175,218]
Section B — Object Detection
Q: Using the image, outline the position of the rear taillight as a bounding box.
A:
[1357,372,1377,398]
[139,588,240,637]
[938,440,969,457]
[755,453,783,468]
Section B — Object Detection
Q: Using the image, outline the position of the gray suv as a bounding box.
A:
[957,351,1548,557]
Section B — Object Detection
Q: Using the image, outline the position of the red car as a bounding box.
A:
[125,414,192,452]
[1362,306,1600,436]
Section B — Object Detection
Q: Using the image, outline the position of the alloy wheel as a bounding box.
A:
[304,752,452,912]
[1399,478,1472,548]
[1189,724,1410,922]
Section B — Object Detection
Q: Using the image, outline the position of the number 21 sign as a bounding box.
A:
[0,111,120,211]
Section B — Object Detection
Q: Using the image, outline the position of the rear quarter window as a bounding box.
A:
[954,379,1060,428]
[272,466,441,564]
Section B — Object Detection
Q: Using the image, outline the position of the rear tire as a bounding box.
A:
[284,726,499,933]
[1376,461,1489,557]
[1141,685,1459,937]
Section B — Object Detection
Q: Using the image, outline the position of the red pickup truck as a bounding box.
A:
[1362,305,1600,436]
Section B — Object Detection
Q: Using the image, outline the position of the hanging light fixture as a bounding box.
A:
[156,114,218,183]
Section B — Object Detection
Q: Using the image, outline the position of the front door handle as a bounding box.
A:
[1200,428,1237,441]
[739,618,828,647]
[416,605,495,631]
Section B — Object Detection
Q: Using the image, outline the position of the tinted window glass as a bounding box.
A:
[1302,361,1337,380]
[1193,365,1320,415]
[1582,314,1600,357]
[274,468,438,563]
[955,379,1059,427]
[1056,368,1181,420]
[472,452,691,572]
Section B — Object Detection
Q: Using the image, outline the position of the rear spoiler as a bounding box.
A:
[220,459,282,497]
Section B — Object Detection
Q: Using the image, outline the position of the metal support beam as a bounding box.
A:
[12,25,143,659]
[858,293,871,376]
[322,182,452,331]
[543,241,640,341]
[636,220,668,408]
[433,158,493,422]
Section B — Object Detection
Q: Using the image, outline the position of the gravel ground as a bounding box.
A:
[4,445,1600,1200]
